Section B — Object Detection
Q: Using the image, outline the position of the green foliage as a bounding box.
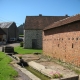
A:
[14,46,42,54]
[19,35,24,37]
[73,69,80,74]
[18,23,24,35]
[49,71,63,79]
[0,52,18,80]
[19,56,22,59]
[20,42,23,47]
[52,73,63,78]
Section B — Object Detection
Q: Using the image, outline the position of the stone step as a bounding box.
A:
[28,61,56,78]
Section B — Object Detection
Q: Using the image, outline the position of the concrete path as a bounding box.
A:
[13,65,31,80]
[12,63,41,80]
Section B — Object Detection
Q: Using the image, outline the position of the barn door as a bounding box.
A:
[32,39,37,49]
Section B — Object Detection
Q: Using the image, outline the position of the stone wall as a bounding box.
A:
[24,30,42,49]
[43,21,80,67]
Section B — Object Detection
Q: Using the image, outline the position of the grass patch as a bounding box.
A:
[14,46,42,54]
[26,66,50,80]
[73,69,80,74]
[0,52,18,80]
[19,35,24,37]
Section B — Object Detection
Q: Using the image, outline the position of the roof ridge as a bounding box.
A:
[26,16,69,17]
[44,14,80,30]
[0,22,14,24]
[0,22,14,28]
[52,14,80,24]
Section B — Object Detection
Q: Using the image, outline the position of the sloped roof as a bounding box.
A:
[24,15,69,30]
[0,22,14,28]
[0,28,6,35]
[44,14,80,30]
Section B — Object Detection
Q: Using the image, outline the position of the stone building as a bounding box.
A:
[24,14,68,49]
[0,22,19,41]
[43,14,80,67]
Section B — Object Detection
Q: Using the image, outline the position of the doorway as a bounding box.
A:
[32,39,37,49]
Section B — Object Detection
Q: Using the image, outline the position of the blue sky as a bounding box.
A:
[0,0,80,26]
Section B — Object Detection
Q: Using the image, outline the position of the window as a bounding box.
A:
[68,38,70,40]
[72,38,74,40]
[58,44,59,47]
[72,43,74,48]
[76,38,78,40]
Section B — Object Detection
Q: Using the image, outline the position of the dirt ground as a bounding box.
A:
[15,54,78,79]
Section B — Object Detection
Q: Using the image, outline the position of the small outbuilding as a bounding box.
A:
[0,22,19,42]
[24,14,68,49]
[43,14,80,67]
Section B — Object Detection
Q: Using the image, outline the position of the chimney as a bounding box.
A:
[65,14,68,16]
[39,14,42,16]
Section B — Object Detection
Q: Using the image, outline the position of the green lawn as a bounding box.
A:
[0,52,18,80]
[19,35,24,37]
[14,46,42,54]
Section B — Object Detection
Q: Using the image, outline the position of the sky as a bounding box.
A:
[0,0,80,26]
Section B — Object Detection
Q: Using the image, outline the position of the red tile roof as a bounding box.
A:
[24,15,69,30]
[44,14,80,30]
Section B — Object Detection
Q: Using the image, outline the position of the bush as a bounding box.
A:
[20,42,23,47]
[50,71,63,79]
[19,56,22,59]
[53,73,63,78]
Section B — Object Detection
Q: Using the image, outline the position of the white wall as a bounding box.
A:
[24,30,42,49]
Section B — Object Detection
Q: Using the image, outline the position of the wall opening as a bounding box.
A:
[58,44,59,47]
[72,43,74,48]
[68,38,70,40]
[76,38,78,40]
[72,38,74,40]
[32,39,37,49]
